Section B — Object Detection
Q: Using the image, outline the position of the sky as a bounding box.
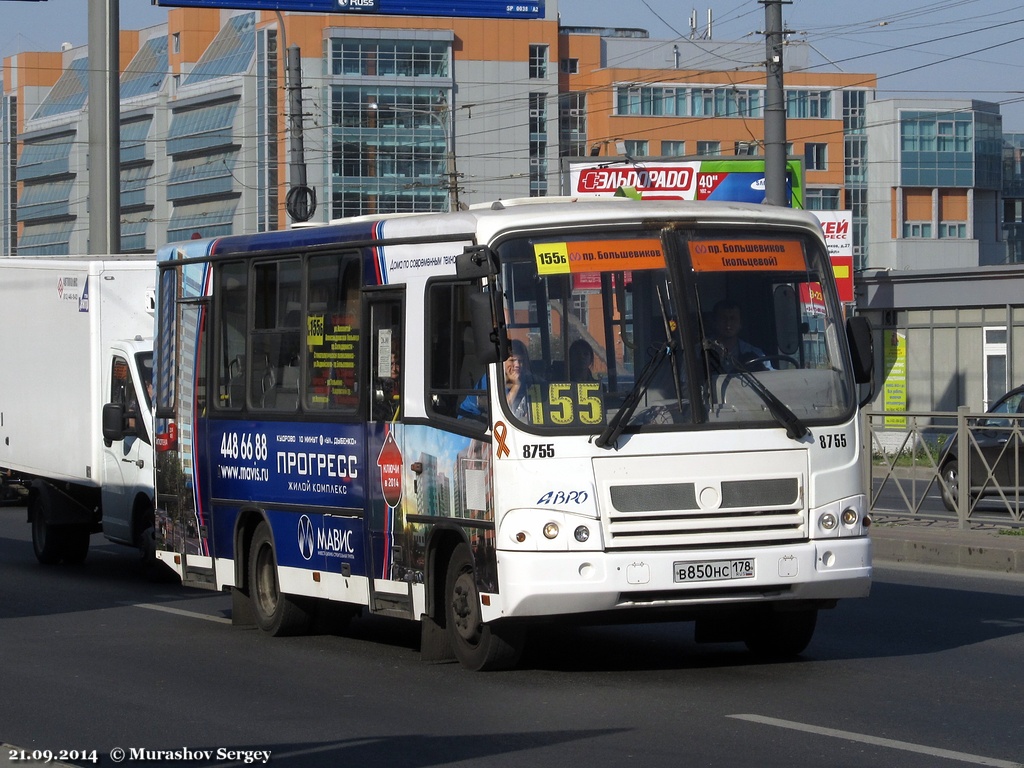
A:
[0,0,1022,128]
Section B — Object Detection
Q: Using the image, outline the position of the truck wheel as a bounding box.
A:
[248,521,312,637]
[30,498,63,565]
[61,525,91,565]
[744,608,817,658]
[444,543,523,671]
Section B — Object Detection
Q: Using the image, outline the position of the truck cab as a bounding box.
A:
[100,338,155,554]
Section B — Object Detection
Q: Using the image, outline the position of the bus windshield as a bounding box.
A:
[495,227,855,436]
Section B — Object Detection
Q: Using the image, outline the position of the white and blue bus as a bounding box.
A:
[153,197,874,670]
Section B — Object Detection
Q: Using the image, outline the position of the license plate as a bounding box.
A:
[673,559,755,583]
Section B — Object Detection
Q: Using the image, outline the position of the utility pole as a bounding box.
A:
[762,0,790,207]
[285,45,316,222]
[88,0,120,253]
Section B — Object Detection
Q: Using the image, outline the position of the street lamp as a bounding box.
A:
[367,100,461,212]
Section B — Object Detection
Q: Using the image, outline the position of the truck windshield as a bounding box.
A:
[494,227,855,436]
[137,352,154,409]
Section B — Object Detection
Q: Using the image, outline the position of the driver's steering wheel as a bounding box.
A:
[739,354,800,371]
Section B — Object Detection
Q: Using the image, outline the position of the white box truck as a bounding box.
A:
[0,257,156,564]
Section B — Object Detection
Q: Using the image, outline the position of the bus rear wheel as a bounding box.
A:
[249,521,312,637]
[444,543,523,671]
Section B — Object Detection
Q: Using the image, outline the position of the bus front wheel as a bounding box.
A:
[248,521,313,637]
[444,543,524,671]
[744,607,817,658]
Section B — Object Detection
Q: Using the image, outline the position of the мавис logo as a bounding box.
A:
[297,515,314,560]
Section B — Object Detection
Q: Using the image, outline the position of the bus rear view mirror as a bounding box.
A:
[457,246,498,279]
[469,290,508,365]
[846,315,873,384]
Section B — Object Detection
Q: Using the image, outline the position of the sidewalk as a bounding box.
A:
[869,519,1024,574]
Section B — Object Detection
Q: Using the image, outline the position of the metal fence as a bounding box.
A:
[864,408,1024,529]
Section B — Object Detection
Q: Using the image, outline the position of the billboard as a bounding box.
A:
[154,0,545,19]
[565,158,805,209]
[812,210,854,303]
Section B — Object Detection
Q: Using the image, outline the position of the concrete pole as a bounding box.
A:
[762,0,789,207]
[88,0,120,253]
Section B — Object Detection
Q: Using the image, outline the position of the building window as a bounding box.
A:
[529,44,548,79]
[805,142,828,170]
[172,33,181,54]
[939,222,967,238]
[661,140,685,156]
[735,141,758,156]
[559,92,587,158]
[786,89,831,119]
[900,110,981,187]
[529,92,548,196]
[843,90,867,133]
[560,58,578,74]
[613,85,761,118]
[330,38,450,78]
[805,188,840,210]
[624,140,648,157]
[903,222,932,238]
[983,326,1008,409]
[697,141,721,156]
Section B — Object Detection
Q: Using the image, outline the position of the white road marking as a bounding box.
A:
[728,714,1022,768]
[132,602,231,624]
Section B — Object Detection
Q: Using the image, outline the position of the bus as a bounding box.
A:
[152,197,874,670]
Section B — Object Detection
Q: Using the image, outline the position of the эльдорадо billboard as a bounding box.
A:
[567,159,804,209]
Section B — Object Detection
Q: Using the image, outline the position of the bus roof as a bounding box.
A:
[157,198,826,262]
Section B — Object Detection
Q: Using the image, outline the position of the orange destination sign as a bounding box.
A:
[689,239,805,272]
[534,239,664,275]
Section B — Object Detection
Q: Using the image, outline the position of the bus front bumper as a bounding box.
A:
[481,537,871,622]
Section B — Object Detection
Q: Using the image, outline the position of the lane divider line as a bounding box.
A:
[728,714,1021,768]
[131,602,232,624]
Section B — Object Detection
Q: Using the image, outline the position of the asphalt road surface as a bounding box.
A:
[1,504,1022,768]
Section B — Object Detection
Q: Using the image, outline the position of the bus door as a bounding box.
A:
[156,272,216,588]
[365,291,412,616]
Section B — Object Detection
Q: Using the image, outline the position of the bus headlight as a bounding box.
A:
[841,507,859,527]
[499,509,602,551]
[819,512,838,531]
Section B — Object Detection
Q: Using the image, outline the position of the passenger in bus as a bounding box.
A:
[568,339,596,382]
[374,352,401,421]
[708,299,771,372]
[458,339,535,422]
[503,339,535,420]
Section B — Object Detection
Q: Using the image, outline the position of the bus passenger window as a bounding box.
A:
[305,253,361,413]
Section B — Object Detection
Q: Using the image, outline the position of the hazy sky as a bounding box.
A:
[1,0,1021,127]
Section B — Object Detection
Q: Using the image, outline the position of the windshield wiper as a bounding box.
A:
[703,339,809,441]
[595,341,675,449]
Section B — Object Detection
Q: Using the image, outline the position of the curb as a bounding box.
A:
[870,525,1024,574]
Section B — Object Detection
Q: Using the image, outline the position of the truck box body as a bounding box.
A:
[0,257,155,486]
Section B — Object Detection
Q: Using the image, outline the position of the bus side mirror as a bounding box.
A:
[457,246,497,279]
[846,315,873,384]
[102,402,126,445]
[469,290,508,365]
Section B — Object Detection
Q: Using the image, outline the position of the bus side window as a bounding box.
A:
[427,282,487,423]
[216,261,247,411]
[305,253,361,413]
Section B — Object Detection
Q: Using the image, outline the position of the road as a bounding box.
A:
[1,504,1023,768]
